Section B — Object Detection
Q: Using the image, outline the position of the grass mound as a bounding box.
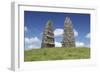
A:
[24,47,90,62]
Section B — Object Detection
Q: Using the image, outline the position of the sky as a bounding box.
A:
[24,11,90,50]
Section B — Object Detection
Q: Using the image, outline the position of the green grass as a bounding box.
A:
[24,47,90,62]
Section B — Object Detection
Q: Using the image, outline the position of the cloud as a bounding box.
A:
[76,41,85,47]
[86,33,90,38]
[25,37,41,49]
[54,28,78,37]
[25,37,40,44]
[55,41,62,47]
[28,44,40,49]
[54,28,63,37]
[55,41,86,48]
[74,29,78,37]
[86,44,90,48]
[24,26,28,32]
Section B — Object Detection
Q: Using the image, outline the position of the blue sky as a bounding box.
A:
[24,11,90,50]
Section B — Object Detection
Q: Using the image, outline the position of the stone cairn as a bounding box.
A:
[62,17,76,48]
[41,20,55,48]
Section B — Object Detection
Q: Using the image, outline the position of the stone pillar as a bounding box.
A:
[41,20,55,48]
[62,17,76,48]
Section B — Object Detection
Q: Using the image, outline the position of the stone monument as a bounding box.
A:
[62,17,76,47]
[41,20,55,48]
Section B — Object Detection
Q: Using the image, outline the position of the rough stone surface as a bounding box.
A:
[62,17,76,47]
[41,20,55,48]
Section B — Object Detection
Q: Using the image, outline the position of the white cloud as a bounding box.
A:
[55,41,86,48]
[24,26,28,32]
[28,44,40,49]
[25,37,41,49]
[25,37,40,44]
[76,41,85,47]
[74,29,78,37]
[86,33,90,38]
[25,38,29,43]
[54,28,78,37]
[86,44,90,48]
[54,28,63,37]
[55,41,62,47]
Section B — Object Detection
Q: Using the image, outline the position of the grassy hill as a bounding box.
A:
[24,47,90,62]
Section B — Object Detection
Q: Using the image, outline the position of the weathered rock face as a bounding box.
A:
[62,17,76,48]
[41,20,55,48]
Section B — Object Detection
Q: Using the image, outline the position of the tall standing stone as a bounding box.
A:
[41,20,55,48]
[62,17,76,47]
